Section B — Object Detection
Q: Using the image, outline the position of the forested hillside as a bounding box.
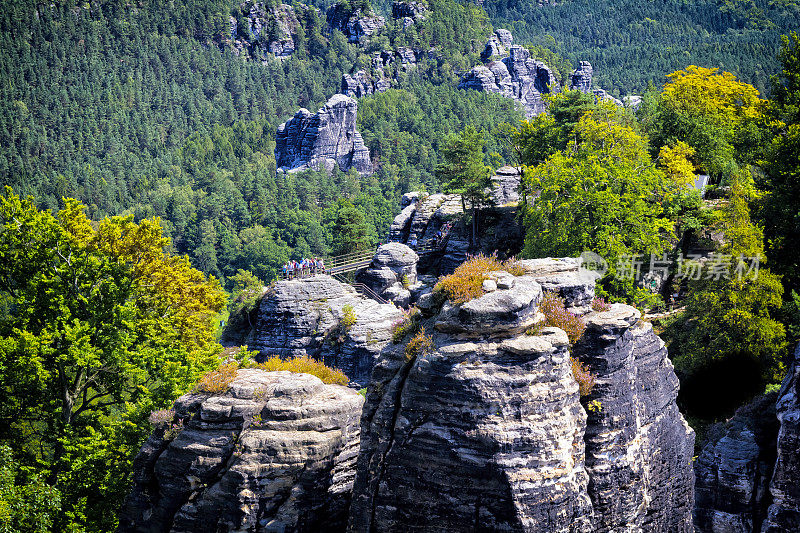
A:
[483,0,800,95]
[0,0,518,283]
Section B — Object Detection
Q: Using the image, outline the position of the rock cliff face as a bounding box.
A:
[222,3,313,60]
[391,0,427,28]
[692,343,800,532]
[694,394,779,532]
[355,243,419,307]
[575,305,695,531]
[348,259,695,531]
[570,60,593,92]
[275,94,372,175]
[249,275,403,386]
[459,31,560,117]
[388,168,523,274]
[763,343,800,531]
[119,369,364,533]
[326,3,385,44]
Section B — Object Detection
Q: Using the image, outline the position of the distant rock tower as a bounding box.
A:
[570,61,593,93]
[275,94,373,175]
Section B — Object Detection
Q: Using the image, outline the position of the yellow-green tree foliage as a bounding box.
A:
[521,110,675,273]
[657,65,766,176]
[0,188,225,531]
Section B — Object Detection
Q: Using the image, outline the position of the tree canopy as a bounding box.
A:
[0,188,225,531]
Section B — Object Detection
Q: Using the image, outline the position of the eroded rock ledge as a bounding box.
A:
[118,370,364,533]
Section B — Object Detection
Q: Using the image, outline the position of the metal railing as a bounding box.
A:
[325,249,376,274]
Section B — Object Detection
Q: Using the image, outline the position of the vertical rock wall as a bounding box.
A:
[118,370,364,533]
[275,94,372,175]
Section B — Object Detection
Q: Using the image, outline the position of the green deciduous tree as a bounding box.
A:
[520,111,676,297]
[0,188,226,531]
[331,198,372,255]
[436,126,492,246]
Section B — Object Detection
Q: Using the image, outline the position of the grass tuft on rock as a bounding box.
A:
[257,355,349,386]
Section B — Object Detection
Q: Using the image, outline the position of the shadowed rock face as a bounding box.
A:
[118,370,364,533]
[571,61,593,92]
[250,275,404,387]
[326,3,385,44]
[348,259,695,532]
[692,343,800,533]
[763,344,800,532]
[694,394,779,532]
[275,94,372,175]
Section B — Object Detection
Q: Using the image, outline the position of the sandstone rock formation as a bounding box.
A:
[763,343,800,531]
[354,243,418,307]
[571,60,593,92]
[575,305,695,531]
[692,342,800,532]
[222,3,312,60]
[249,275,403,386]
[275,94,372,175]
[391,0,427,28]
[694,394,779,532]
[348,259,695,531]
[460,32,560,117]
[326,2,385,44]
[388,169,523,274]
[119,369,364,533]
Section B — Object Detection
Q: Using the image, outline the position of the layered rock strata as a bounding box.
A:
[222,3,314,60]
[250,275,403,386]
[388,171,523,274]
[763,344,800,531]
[119,369,364,533]
[575,306,695,531]
[348,259,695,531]
[275,94,372,175]
[694,394,779,532]
[354,242,419,307]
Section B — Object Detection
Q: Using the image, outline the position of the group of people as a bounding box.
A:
[282,257,325,279]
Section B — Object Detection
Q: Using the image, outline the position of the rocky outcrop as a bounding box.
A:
[118,369,364,533]
[575,306,695,531]
[354,243,418,307]
[348,259,695,531]
[222,3,312,60]
[515,257,598,312]
[691,343,800,532]
[763,344,800,531]
[391,0,427,28]
[275,94,372,175]
[249,275,403,386]
[694,394,779,532]
[341,69,391,98]
[388,169,523,275]
[460,34,560,117]
[571,60,593,93]
[326,3,385,44]
[490,165,522,205]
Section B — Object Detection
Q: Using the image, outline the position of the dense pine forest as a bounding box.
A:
[483,0,800,95]
[2,0,800,530]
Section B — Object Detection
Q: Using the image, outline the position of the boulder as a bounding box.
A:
[355,243,419,307]
[275,94,372,175]
[118,369,364,533]
[515,257,599,312]
[250,275,404,386]
[490,165,522,205]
